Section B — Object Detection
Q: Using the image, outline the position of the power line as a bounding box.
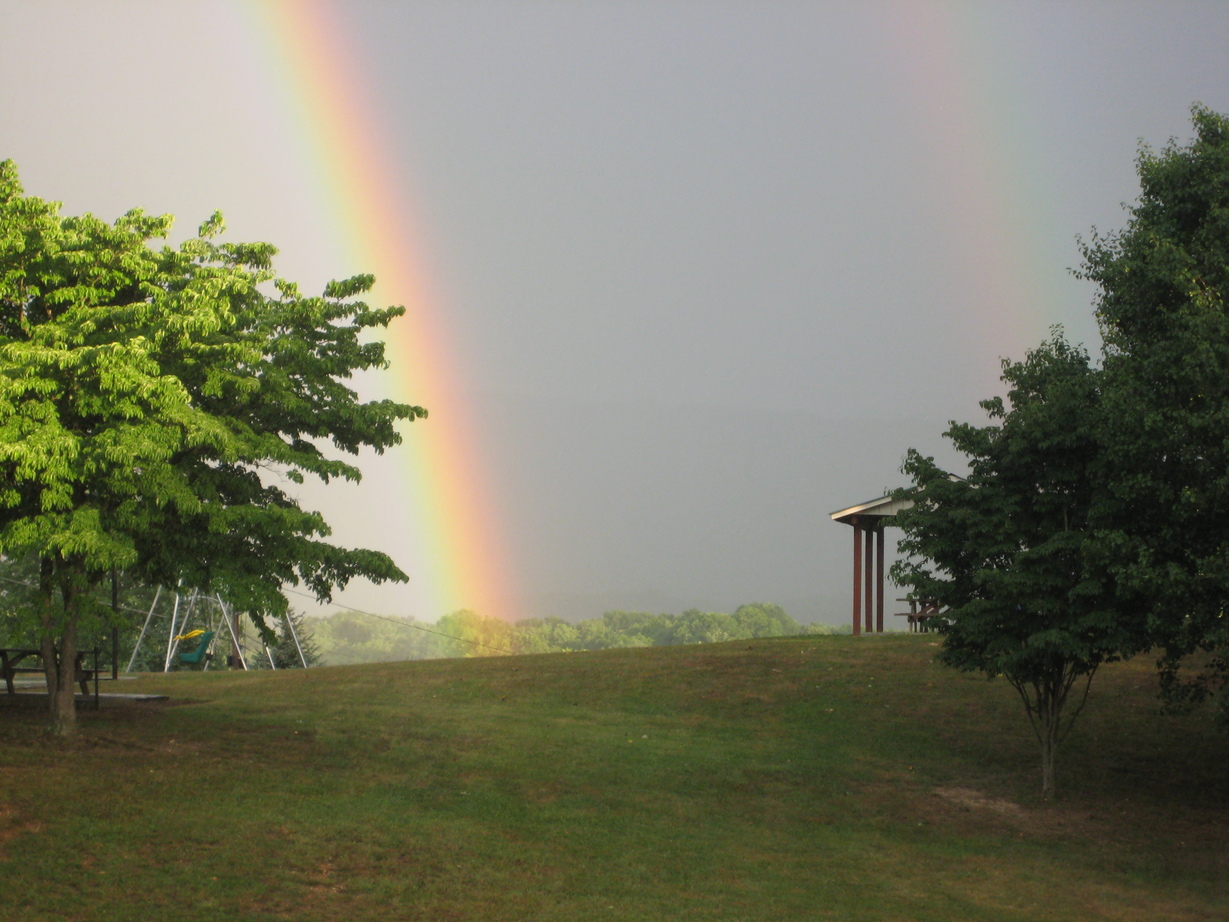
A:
[0,573,152,619]
[280,588,516,656]
[0,572,515,657]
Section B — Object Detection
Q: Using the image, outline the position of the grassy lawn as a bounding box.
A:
[0,634,1226,920]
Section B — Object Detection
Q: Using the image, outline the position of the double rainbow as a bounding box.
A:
[243,0,1089,622]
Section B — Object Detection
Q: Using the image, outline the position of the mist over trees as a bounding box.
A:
[312,603,835,666]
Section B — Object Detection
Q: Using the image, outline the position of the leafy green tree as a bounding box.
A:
[673,609,738,645]
[311,611,439,664]
[731,602,802,638]
[576,619,652,650]
[259,608,322,669]
[513,617,580,654]
[435,609,515,657]
[1080,105,1229,720]
[892,333,1133,798]
[601,611,674,646]
[0,554,44,648]
[0,162,422,733]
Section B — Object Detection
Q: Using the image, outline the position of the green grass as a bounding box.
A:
[1,634,1226,920]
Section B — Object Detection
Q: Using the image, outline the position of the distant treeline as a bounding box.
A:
[312,603,842,666]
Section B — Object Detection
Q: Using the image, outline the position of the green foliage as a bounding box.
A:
[0,554,161,669]
[435,609,517,657]
[0,554,45,647]
[732,602,802,638]
[507,616,579,654]
[312,602,813,665]
[0,161,423,730]
[892,105,1229,788]
[260,609,322,669]
[311,611,448,664]
[1080,105,1229,719]
[893,333,1131,797]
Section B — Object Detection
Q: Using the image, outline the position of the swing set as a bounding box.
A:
[126,585,309,672]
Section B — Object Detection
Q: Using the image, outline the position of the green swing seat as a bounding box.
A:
[178,631,215,665]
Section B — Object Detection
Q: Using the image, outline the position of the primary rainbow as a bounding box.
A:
[249,0,518,621]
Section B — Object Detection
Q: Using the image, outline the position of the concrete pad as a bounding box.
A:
[0,691,168,708]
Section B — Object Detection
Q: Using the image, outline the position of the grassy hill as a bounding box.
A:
[1,634,1226,920]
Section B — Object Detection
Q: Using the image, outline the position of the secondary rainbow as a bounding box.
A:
[248,0,518,620]
[884,2,1094,370]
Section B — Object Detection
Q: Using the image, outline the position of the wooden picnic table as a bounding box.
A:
[894,599,940,633]
[0,648,96,695]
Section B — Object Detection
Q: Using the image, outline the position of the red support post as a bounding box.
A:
[864,522,874,634]
[876,526,885,633]
[851,522,862,636]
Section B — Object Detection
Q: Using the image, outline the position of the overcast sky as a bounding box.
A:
[3,1,1228,626]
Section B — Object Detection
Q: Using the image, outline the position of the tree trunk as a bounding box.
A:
[35,557,68,735]
[51,610,79,737]
[36,555,84,738]
[1015,674,1070,801]
[1037,681,1064,800]
[1039,728,1057,800]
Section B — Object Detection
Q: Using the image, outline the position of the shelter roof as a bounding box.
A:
[829,493,914,525]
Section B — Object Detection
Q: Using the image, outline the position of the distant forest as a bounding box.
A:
[0,554,840,671]
[311,604,842,665]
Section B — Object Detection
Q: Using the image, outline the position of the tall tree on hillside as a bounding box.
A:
[435,609,515,657]
[259,609,322,669]
[731,603,802,638]
[0,161,423,734]
[892,334,1134,798]
[1081,105,1229,720]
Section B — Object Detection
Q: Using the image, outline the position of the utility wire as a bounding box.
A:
[282,587,515,656]
[0,572,515,657]
[0,573,153,619]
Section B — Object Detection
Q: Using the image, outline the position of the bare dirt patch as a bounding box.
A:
[0,804,42,858]
[933,785,1024,816]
